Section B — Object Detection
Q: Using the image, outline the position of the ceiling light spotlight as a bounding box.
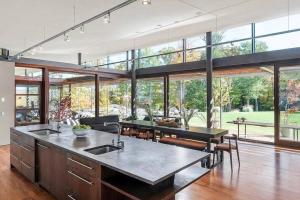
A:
[142,0,151,5]
[38,45,43,51]
[64,33,70,42]
[79,24,85,34]
[103,12,110,24]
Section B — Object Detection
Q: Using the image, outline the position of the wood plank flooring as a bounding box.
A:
[0,143,300,200]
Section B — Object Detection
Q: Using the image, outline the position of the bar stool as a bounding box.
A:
[136,129,154,140]
[212,134,240,171]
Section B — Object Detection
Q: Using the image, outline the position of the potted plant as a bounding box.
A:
[179,105,197,130]
[72,124,91,137]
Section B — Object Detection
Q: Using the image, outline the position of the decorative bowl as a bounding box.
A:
[72,129,90,137]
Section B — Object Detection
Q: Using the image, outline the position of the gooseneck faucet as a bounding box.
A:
[103,122,124,149]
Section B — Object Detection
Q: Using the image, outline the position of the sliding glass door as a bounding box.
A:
[278,66,300,146]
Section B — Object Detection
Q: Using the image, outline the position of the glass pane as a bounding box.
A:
[255,31,300,52]
[15,67,42,81]
[15,84,41,126]
[213,40,252,58]
[16,85,39,94]
[136,78,164,119]
[279,66,300,142]
[213,67,274,143]
[256,16,289,36]
[16,95,40,109]
[213,25,251,44]
[138,52,183,68]
[99,79,131,119]
[186,35,206,49]
[139,40,183,57]
[49,72,95,120]
[169,74,207,127]
[186,48,206,62]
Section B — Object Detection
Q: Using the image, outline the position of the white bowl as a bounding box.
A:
[72,129,90,137]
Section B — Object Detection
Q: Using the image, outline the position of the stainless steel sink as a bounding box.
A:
[84,145,120,155]
[29,129,60,136]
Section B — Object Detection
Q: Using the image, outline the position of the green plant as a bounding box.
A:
[72,124,91,130]
[179,105,197,129]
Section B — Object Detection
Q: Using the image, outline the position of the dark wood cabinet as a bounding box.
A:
[37,142,52,191]
[66,153,100,200]
[10,130,35,182]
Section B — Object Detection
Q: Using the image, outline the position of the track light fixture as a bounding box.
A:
[64,33,70,42]
[103,12,111,24]
[79,24,85,34]
[141,0,151,5]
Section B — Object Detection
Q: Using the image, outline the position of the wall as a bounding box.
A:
[0,61,14,145]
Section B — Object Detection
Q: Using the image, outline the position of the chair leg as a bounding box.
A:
[212,150,216,167]
[236,147,241,167]
[229,151,233,172]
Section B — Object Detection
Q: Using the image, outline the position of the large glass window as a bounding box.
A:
[212,67,274,143]
[169,74,207,127]
[279,66,300,142]
[15,84,41,126]
[15,67,43,81]
[136,78,164,119]
[49,72,95,121]
[255,16,289,36]
[255,31,300,53]
[138,40,183,68]
[213,25,251,44]
[99,79,131,119]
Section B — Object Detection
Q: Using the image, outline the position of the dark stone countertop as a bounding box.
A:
[12,124,209,185]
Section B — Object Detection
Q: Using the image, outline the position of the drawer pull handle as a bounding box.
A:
[67,170,93,186]
[21,161,31,169]
[37,143,49,149]
[21,145,31,152]
[67,194,77,200]
[11,154,18,160]
[67,157,93,170]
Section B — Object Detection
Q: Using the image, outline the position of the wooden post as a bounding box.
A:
[206,32,213,128]
[95,74,99,118]
[41,68,49,124]
[131,49,137,118]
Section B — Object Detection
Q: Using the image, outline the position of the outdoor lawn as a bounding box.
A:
[189,111,300,141]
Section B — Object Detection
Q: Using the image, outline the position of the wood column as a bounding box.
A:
[41,68,49,124]
[206,32,213,128]
[95,74,99,118]
[131,49,137,118]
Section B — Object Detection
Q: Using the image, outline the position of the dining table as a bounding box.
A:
[120,120,229,168]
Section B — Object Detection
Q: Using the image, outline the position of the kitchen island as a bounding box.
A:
[10,124,209,200]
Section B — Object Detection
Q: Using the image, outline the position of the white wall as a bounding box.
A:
[0,61,15,145]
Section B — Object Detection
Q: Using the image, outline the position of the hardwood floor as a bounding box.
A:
[1,143,300,200]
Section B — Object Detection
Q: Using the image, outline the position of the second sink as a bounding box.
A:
[84,145,120,155]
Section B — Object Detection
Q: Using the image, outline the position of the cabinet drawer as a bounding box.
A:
[20,144,35,167]
[67,170,97,200]
[67,154,97,179]
[22,134,35,148]
[10,131,21,143]
[21,161,35,182]
[10,154,21,171]
[10,141,21,158]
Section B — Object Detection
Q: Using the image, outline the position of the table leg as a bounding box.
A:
[207,140,211,169]
[220,136,224,162]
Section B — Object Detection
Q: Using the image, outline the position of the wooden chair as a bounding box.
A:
[122,128,139,137]
[212,134,240,171]
[136,130,154,140]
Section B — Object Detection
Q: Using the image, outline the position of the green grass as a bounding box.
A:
[189,111,300,137]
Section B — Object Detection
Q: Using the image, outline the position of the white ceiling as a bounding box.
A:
[1,0,300,64]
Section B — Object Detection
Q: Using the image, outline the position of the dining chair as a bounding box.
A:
[212,134,240,171]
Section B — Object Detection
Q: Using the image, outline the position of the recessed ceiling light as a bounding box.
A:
[30,48,36,55]
[103,13,111,24]
[79,24,85,34]
[142,0,151,5]
[64,33,70,42]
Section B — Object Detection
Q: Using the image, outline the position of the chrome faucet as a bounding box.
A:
[104,122,124,149]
